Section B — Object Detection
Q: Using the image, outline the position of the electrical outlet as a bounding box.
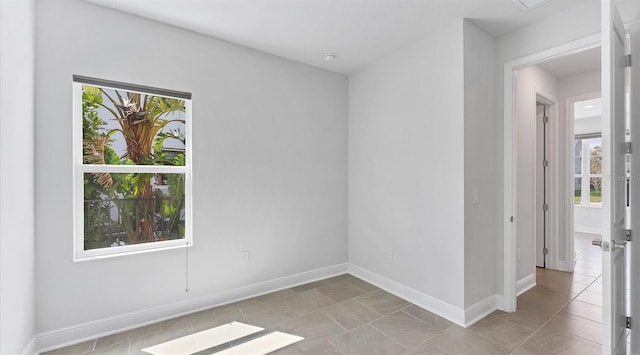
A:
[240,251,249,264]
[386,248,394,259]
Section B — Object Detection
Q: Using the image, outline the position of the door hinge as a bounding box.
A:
[625,142,632,154]
[627,316,632,329]
[509,216,514,223]
[626,229,632,242]
[543,160,549,167]
[543,116,549,124]
[543,248,549,255]
[543,204,549,211]
[626,54,632,68]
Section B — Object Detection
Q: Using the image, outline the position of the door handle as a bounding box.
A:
[612,240,627,250]
[592,239,626,251]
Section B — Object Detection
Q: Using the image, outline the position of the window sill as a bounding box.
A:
[74,239,192,262]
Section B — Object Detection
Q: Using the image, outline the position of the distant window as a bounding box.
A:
[73,76,192,261]
[574,135,601,205]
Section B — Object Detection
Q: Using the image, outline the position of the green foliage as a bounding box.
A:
[82,85,187,249]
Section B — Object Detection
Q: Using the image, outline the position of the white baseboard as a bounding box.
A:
[21,337,36,355]
[36,263,348,353]
[574,226,602,235]
[463,295,502,327]
[516,273,536,296]
[347,263,466,326]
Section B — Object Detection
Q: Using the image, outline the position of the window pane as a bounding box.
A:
[82,85,186,166]
[84,172,185,250]
[574,157,582,175]
[575,177,582,204]
[574,138,582,156]
[590,177,602,203]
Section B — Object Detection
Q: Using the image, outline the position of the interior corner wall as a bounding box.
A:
[462,20,499,308]
[348,19,466,310]
[35,0,347,339]
[0,0,36,354]
[514,66,558,281]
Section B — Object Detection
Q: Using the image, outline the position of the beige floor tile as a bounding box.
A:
[284,289,336,315]
[356,290,410,316]
[493,308,550,331]
[403,340,449,354]
[323,274,356,284]
[426,325,510,355]
[575,289,602,307]
[324,298,382,330]
[191,308,247,332]
[40,339,95,355]
[544,312,602,344]
[254,288,299,304]
[562,300,602,323]
[330,325,407,355]
[280,311,346,350]
[241,301,299,328]
[587,282,602,294]
[293,340,341,354]
[317,281,368,303]
[346,277,380,292]
[402,305,454,331]
[292,280,328,293]
[467,313,534,350]
[371,310,441,349]
[517,326,601,354]
[87,341,130,355]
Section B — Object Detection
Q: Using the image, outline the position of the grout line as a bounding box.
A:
[510,269,603,354]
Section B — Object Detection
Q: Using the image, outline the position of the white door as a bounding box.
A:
[629,19,640,355]
[601,0,629,353]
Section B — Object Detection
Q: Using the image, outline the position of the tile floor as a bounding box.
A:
[42,233,605,355]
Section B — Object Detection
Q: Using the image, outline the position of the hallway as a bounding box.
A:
[481,232,603,354]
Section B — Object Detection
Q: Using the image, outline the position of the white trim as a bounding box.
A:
[348,263,466,326]
[503,33,601,313]
[35,263,348,353]
[533,90,558,272]
[463,295,503,327]
[516,273,536,296]
[20,338,36,355]
[72,82,193,262]
[574,226,603,235]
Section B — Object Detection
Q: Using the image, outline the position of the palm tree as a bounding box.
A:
[86,86,185,244]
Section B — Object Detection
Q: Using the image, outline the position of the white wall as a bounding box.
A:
[35,0,347,344]
[514,66,558,281]
[558,70,602,237]
[462,20,499,309]
[0,0,36,354]
[348,20,466,310]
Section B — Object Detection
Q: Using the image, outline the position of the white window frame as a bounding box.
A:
[72,76,193,261]
[574,134,602,207]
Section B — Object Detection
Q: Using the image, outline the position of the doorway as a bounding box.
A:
[502,33,603,312]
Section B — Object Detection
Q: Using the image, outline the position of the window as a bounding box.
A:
[574,135,602,205]
[73,76,192,261]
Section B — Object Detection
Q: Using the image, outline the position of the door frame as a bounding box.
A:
[534,93,557,272]
[566,91,602,272]
[502,33,601,312]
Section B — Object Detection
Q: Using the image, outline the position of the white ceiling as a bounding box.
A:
[538,46,601,79]
[86,0,640,74]
[574,97,601,119]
